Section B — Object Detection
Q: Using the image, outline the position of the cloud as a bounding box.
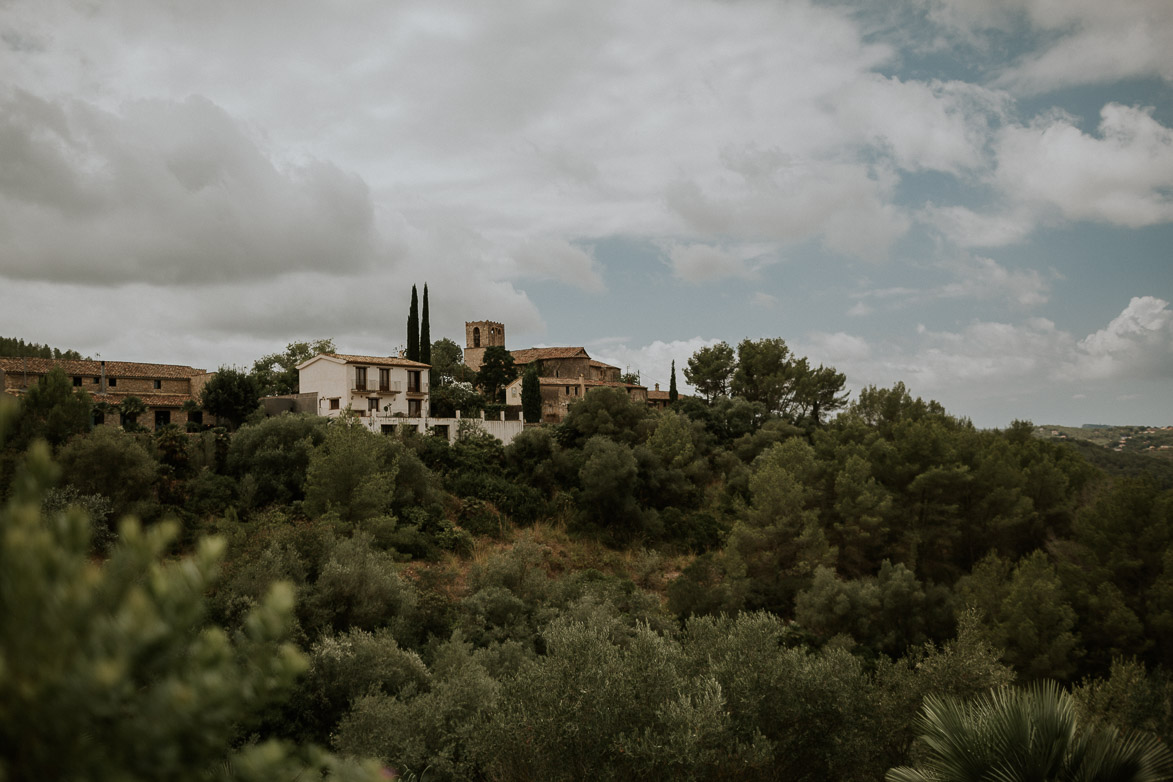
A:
[851,254,1050,310]
[993,104,1173,228]
[666,242,759,283]
[665,157,911,260]
[0,91,380,285]
[922,0,1173,92]
[508,238,606,292]
[920,205,1036,248]
[819,298,1173,411]
[589,336,724,393]
[1065,296,1173,380]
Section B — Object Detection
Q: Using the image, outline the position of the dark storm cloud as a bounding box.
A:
[0,91,380,285]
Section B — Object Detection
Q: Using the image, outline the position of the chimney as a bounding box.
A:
[655,383,660,391]
[100,360,106,394]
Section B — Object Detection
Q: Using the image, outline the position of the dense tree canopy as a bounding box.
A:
[475,346,516,404]
[251,338,335,397]
[201,367,261,430]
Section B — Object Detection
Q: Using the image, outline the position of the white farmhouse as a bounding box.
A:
[297,353,430,420]
[295,351,524,444]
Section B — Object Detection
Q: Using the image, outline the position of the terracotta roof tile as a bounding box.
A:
[326,353,431,369]
[0,357,207,379]
[510,347,590,364]
[647,389,671,400]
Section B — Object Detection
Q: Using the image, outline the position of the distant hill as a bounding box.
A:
[0,337,86,360]
[1036,424,1173,489]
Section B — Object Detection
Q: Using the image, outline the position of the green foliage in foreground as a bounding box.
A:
[888,680,1173,782]
[0,403,383,781]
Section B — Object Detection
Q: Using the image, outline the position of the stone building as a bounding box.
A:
[463,320,506,374]
[465,321,647,423]
[0,356,214,430]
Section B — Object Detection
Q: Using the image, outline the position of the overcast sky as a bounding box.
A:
[2,0,1171,427]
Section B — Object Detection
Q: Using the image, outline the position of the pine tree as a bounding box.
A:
[669,360,679,403]
[406,285,420,362]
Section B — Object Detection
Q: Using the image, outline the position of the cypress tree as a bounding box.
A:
[420,284,431,366]
[406,285,419,362]
[669,360,679,403]
[521,365,542,423]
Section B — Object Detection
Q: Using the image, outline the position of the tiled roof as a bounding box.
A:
[589,359,619,370]
[531,377,646,391]
[510,347,590,364]
[325,353,431,369]
[647,389,671,400]
[0,356,207,379]
[91,393,198,407]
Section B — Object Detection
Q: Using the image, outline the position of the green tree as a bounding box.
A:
[430,338,473,386]
[475,346,516,404]
[521,365,542,423]
[683,341,735,402]
[14,366,92,449]
[887,681,1173,782]
[251,338,335,396]
[56,426,159,521]
[0,412,383,782]
[200,367,261,430]
[731,337,796,414]
[304,419,398,522]
[669,359,679,403]
[407,285,420,362]
[420,284,431,368]
[226,413,330,507]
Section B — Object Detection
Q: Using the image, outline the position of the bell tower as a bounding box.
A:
[464,320,505,374]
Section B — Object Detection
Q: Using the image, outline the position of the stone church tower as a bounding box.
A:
[464,320,505,374]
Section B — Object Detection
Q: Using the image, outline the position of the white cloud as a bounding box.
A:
[1065,296,1173,380]
[922,0,1173,92]
[851,254,1049,310]
[508,238,606,293]
[666,242,758,283]
[589,337,722,393]
[920,205,1036,248]
[993,104,1173,228]
[820,298,1173,416]
[751,292,777,308]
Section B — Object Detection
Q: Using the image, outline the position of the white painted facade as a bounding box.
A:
[296,352,525,445]
[297,353,430,420]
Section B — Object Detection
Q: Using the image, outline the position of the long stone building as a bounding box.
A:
[0,356,214,430]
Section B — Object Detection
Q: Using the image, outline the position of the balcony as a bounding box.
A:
[356,381,401,393]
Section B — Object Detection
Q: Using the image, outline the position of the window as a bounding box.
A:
[92,411,105,426]
[566,386,572,395]
[408,370,421,393]
[153,379,162,389]
[188,410,203,425]
[355,366,367,391]
[73,376,82,387]
[108,377,117,387]
[381,424,396,434]
[473,327,481,348]
[329,398,340,410]
[379,368,390,391]
[92,377,100,384]
[154,410,170,427]
[368,397,379,411]
[408,398,422,417]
